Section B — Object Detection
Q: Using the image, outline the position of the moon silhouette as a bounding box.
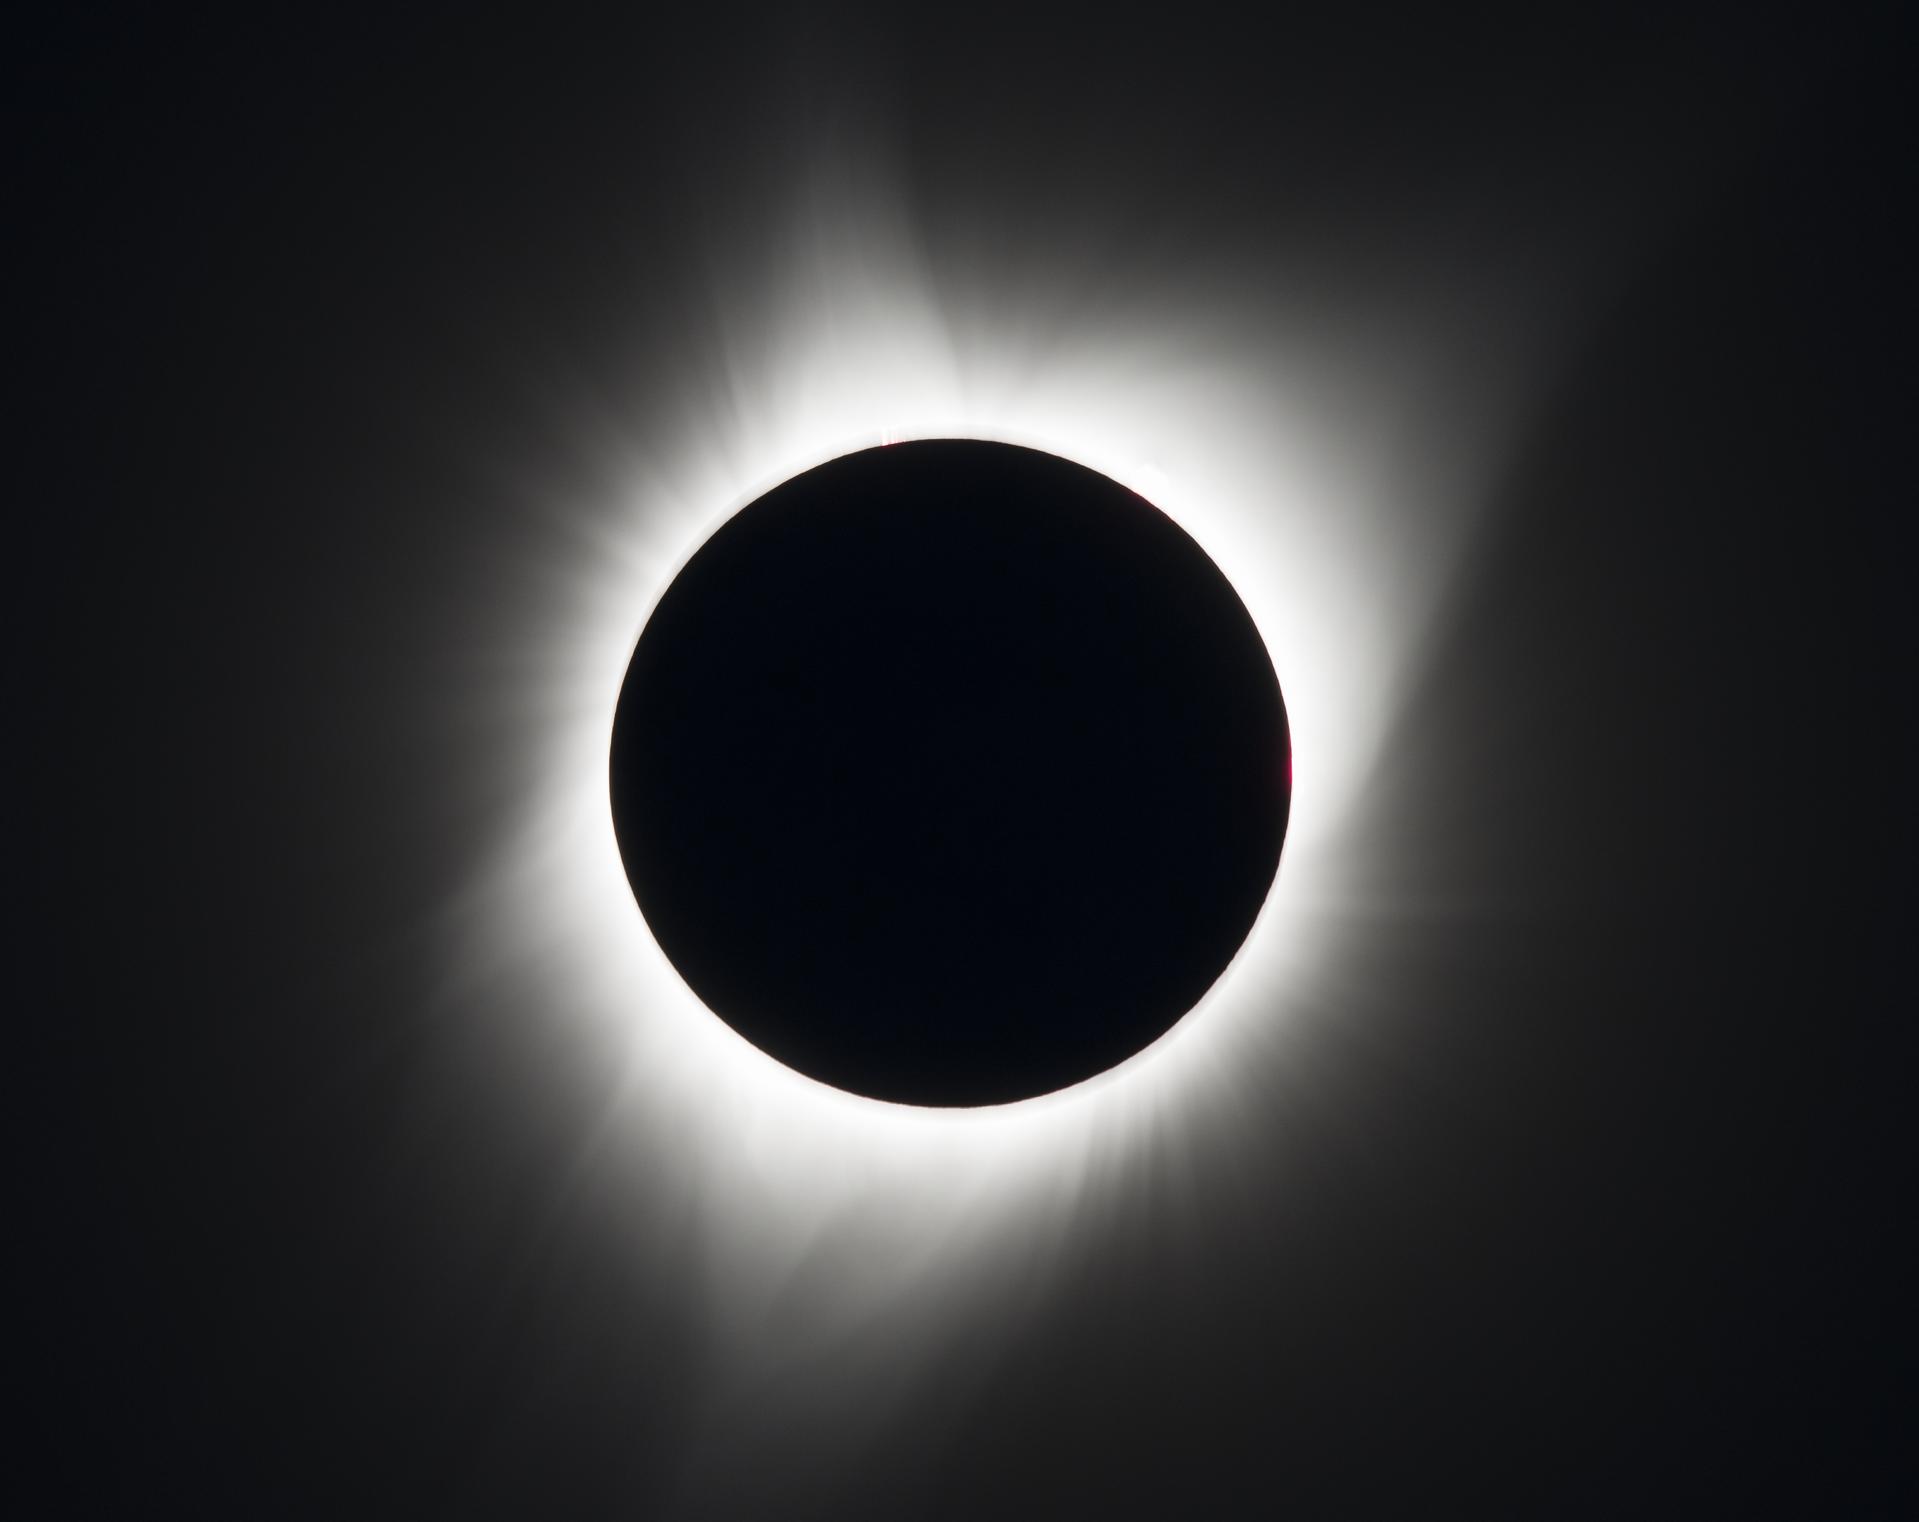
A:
[610,440,1289,1106]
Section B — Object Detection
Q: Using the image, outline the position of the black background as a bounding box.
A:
[17,7,1913,1517]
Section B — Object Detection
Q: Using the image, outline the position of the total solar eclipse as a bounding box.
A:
[610,440,1290,1106]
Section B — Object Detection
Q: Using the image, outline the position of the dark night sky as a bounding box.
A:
[16,7,1914,1518]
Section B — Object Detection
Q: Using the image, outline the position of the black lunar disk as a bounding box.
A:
[610,441,1290,1106]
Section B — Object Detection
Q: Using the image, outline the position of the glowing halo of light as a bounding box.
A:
[435,141,1572,1399]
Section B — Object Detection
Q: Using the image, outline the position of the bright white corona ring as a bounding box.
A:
[443,149,1561,1399]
